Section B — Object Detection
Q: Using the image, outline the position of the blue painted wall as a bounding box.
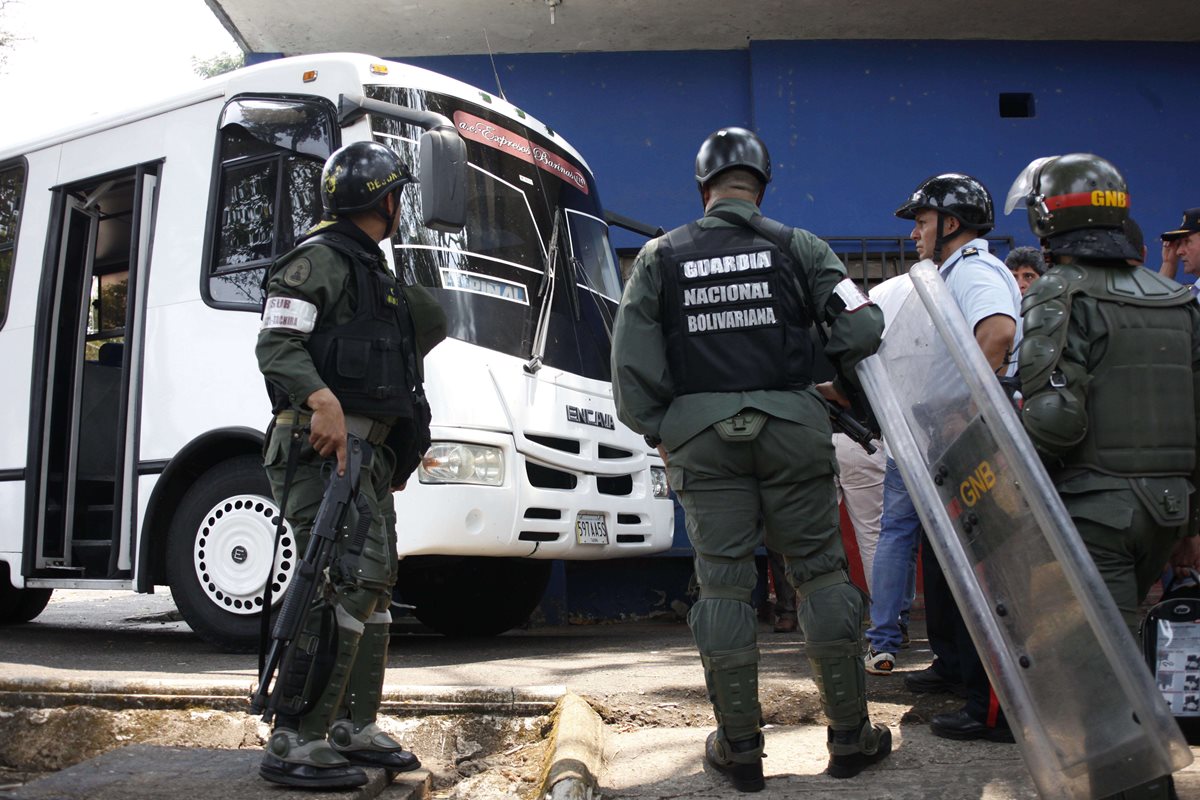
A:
[388,40,1200,619]
[405,40,1199,263]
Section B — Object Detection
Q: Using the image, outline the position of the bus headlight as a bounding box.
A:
[650,466,669,499]
[418,443,505,486]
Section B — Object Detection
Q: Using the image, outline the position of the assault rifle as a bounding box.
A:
[250,434,371,722]
[825,398,879,455]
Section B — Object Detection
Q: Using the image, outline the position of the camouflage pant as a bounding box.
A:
[263,422,398,740]
[669,413,868,745]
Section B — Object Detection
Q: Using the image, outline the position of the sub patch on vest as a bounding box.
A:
[686,306,778,333]
[680,250,773,280]
[261,296,318,333]
[682,281,773,307]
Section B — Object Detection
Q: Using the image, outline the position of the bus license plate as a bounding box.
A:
[575,512,609,545]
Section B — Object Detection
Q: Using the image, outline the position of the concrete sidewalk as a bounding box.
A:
[1,593,1198,799]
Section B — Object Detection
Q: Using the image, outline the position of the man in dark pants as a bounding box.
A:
[256,141,441,789]
[891,174,1022,743]
[612,127,890,792]
[1009,153,1200,800]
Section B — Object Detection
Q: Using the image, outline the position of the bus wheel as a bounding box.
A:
[166,455,295,652]
[396,556,552,637]
[0,562,53,624]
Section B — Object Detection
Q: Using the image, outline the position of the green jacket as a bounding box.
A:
[255,220,390,412]
[611,198,883,450]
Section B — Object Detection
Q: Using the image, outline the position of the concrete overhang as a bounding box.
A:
[205,0,1200,58]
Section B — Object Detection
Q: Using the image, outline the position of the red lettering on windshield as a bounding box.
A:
[453,110,589,195]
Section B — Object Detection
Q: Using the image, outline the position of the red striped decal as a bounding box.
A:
[1044,192,1095,210]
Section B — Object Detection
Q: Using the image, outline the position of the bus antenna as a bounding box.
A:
[483,30,507,102]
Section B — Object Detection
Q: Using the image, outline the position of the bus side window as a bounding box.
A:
[204,97,335,310]
[0,161,26,329]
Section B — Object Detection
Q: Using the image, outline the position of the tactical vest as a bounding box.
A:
[1028,261,1196,476]
[268,231,422,420]
[657,219,813,395]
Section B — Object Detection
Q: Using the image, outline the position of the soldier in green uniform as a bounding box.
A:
[1009,153,1200,800]
[611,127,890,792]
[255,141,443,789]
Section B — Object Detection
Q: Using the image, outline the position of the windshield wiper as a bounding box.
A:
[570,249,615,344]
[525,207,562,374]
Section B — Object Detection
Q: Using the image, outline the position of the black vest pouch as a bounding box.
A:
[335,339,372,381]
[713,409,768,442]
[303,241,415,419]
[1131,476,1192,529]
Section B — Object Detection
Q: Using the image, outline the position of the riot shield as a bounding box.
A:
[857,260,1192,800]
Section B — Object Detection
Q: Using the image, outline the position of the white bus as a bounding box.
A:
[0,53,673,650]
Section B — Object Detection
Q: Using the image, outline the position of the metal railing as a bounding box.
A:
[824,235,1016,294]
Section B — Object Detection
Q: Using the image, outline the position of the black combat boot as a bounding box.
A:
[826,717,892,779]
[259,729,368,789]
[705,730,765,793]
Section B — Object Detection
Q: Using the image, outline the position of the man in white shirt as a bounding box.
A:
[869,174,1021,745]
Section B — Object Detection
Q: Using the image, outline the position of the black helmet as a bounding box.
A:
[1004,153,1138,261]
[895,173,994,234]
[321,141,416,217]
[695,127,771,187]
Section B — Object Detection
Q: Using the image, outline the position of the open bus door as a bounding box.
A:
[26,166,158,587]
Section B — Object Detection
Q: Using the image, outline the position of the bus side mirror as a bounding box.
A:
[419,127,467,232]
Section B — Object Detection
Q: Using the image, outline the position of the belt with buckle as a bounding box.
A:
[344,414,391,446]
[274,410,313,427]
[274,410,390,446]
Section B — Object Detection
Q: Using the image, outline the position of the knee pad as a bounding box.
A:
[693,553,758,604]
[335,584,387,629]
[799,578,866,643]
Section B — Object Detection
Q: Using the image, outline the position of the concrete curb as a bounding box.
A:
[0,677,565,715]
[0,744,430,800]
[538,693,607,800]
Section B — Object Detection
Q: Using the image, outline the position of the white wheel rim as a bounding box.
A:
[192,493,294,616]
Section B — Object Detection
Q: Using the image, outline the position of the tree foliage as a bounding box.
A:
[193,51,245,79]
[0,0,22,73]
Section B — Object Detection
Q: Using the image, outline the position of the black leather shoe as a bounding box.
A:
[705,731,765,793]
[340,747,421,772]
[259,753,369,788]
[930,709,1015,743]
[904,665,967,697]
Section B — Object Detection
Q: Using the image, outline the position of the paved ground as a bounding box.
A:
[1,590,1198,798]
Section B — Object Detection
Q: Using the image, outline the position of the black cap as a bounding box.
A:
[1161,208,1200,242]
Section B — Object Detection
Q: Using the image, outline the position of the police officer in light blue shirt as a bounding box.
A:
[887,174,1022,743]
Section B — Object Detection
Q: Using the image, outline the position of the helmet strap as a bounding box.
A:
[375,200,393,226]
[933,213,947,264]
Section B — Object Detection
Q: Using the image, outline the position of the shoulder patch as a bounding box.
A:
[282,257,312,288]
[962,246,979,257]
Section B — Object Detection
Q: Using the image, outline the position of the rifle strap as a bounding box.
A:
[258,424,306,676]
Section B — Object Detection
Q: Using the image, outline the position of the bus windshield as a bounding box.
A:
[368,86,620,382]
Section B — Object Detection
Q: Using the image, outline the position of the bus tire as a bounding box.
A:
[397,556,551,638]
[0,563,53,625]
[166,455,293,653]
